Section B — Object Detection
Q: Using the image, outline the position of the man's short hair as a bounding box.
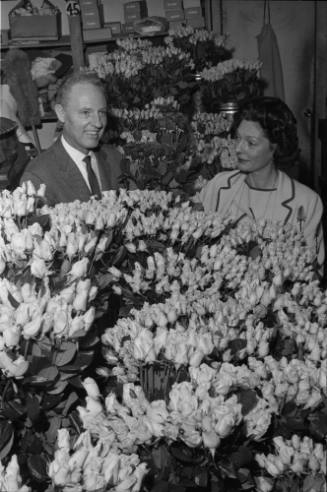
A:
[55,69,106,107]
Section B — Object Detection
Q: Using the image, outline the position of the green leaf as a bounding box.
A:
[228,338,247,354]
[303,473,326,492]
[7,290,20,308]
[59,350,94,373]
[237,389,258,415]
[42,393,64,411]
[1,400,25,420]
[38,366,59,380]
[47,380,68,395]
[0,421,14,460]
[308,410,327,440]
[27,454,49,482]
[26,394,40,421]
[45,415,61,444]
[230,447,253,469]
[62,391,79,416]
[79,330,99,349]
[54,342,77,367]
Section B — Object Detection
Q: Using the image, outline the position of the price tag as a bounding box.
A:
[65,0,81,16]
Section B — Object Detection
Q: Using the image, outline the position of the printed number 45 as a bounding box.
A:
[66,0,80,16]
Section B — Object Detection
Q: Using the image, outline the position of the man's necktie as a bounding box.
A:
[83,155,101,198]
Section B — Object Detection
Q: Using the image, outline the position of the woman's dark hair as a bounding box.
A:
[231,96,300,165]
[55,69,107,107]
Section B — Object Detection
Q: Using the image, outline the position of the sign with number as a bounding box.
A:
[65,0,80,16]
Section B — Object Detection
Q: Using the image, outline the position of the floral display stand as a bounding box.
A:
[0,26,326,492]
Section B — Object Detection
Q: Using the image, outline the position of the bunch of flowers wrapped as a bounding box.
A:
[0,184,326,491]
[108,97,199,193]
[48,427,147,492]
[92,39,195,110]
[190,111,238,187]
[164,26,233,71]
[0,455,30,492]
[199,58,266,112]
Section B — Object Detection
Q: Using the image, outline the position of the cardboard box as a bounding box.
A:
[82,11,102,29]
[163,0,183,9]
[165,9,185,21]
[184,6,202,17]
[9,13,61,40]
[123,1,147,17]
[123,22,136,34]
[182,0,201,6]
[124,11,143,22]
[186,15,205,27]
[83,27,112,42]
[79,0,99,6]
[105,21,122,35]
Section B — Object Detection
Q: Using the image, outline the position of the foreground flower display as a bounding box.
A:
[0,182,326,491]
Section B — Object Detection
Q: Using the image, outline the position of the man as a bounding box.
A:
[0,117,30,191]
[20,70,123,206]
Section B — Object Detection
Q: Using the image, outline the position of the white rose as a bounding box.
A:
[3,325,21,347]
[68,315,85,338]
[83,307,95,331]
[53,309,69,336]
[215,413,237,438]
[85,396,103,416]
[189,349,205,367]
[73,290,88,312]
[30,258,48,278]
[10,232,27,256]
[69,258,89,280]
[254,476,274,492]
[103,452,120,483]
[145,400,169,436]
[133,329,155,361]
[22,315,43,339]
[82,378,101,399]
[169,381,198,418]
[0,352,29,378]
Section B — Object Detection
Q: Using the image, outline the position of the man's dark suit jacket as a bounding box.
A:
[20,138,123,206]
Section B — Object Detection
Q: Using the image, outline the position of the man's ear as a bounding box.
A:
[54,104,65,123]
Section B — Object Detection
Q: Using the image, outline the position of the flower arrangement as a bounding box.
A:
[0,183,326,492]
[93,39,195,111]
[164,26,233,72]
[199,58,266,112]
[107,96,200,194]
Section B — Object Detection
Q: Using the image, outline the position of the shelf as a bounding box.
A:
[0,31,169,51]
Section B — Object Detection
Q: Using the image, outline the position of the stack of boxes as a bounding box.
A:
[164,0,184,30]
[164,0,205,30]
[80,0,112,42]
[183,0,205,28]
[123,1,148,34]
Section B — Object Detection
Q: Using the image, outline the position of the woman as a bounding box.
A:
[199,96,324,273]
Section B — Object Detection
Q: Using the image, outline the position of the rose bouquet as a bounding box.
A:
[164,26,233,72]
[199,58,266,112]
[107,97,200,195]
[93,38,196,111]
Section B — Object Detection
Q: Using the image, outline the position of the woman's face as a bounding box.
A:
[235,120,276,174]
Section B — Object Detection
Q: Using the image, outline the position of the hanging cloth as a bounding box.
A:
[256,0,285,100]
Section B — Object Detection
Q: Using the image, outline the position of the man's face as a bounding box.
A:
[56,82,107,153]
